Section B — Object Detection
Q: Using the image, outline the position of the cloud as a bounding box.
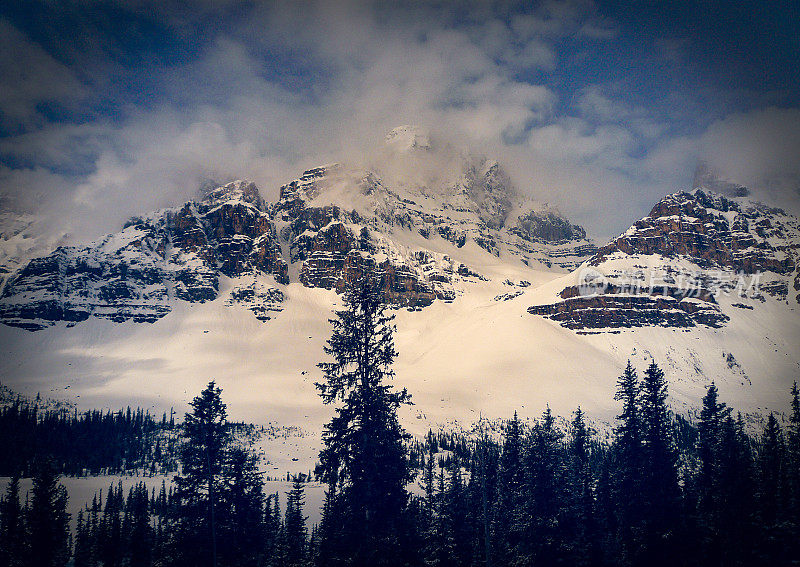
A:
[641,106,800,213]
[0,1,797,248]
[698,107,800,210]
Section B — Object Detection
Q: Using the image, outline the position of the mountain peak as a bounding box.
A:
[384,125,431,152]
[692,162,750,198]
[201,180,264,210]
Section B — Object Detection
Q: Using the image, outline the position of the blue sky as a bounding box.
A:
[1,0,798,241]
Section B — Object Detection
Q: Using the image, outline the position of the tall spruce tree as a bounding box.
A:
[517,407,566,565]
[0,475,25,567]
[315,274,412,566]
[444,455,470,567]
[613,360,642,565]
[170,381,230,567]
[126,482,152,567]
[716,413,757,566]
[473,426,496,567]
[219,448,266,566]
[757,413,789,563]
[420,441,438,565]
[492,412,523,566]
[73,510,91,567]
[283,477,308,567]
[264,493,281,565]
[98,482,123,567]
[27,461,70,567]
[788,382,800,560]
[638,361,680,565]
[569,407,596,567]
[697,382,730,562]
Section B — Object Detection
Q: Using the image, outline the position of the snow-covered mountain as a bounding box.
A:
[529,189,800,330]
[0,129,798,432]
[0,205,68,295]
[0,130,595,331]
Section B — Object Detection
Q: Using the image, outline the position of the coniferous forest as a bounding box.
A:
[0,402,180,477]
[1,277,800,567]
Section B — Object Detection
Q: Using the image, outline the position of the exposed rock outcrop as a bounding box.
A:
[593,190,796,274]
[529,293,728,330]
[0,181,287,330]
[528,189,800,331]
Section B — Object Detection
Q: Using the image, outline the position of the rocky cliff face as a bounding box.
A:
[593,190,797,275]
[528,283,729,330]
[0,181,287,330]
[0,129,599,330]
[528,189,800,331]
[269,150,596,307]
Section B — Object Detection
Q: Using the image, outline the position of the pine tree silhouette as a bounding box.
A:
[315,273,412,566]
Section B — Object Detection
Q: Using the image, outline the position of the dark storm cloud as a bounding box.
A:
[0,0,798,244]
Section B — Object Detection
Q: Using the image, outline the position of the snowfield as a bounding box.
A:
[0,239,797,437]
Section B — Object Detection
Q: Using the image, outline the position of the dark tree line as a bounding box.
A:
[1,275,800,566]
[0,402,180,476]
[0,462,70,567]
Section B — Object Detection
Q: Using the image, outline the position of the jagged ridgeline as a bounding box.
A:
[0,128,595,331]
[529,189,800,330]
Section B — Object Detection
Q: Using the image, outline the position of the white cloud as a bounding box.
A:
[699,107,800,209]
[0,2,797,248]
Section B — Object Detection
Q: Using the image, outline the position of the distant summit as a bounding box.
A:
[384,125,431,152]
[693,161,750,197]
[0,141,596,331]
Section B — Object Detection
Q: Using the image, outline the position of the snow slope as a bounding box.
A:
[0,241,796,436]
[1,134,799,434]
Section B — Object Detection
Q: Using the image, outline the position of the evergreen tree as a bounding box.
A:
[569,407,596,566]
[756,413,789,564]
[73,510,91,567]
[638,361,680,565]
[264,493,282,565]
[612,360,642,565]
[127,483,152,567]
[515,407,567,565]
[425,467,454,567]
[420,442,438,565]
[716,413,757,567]
[444,455,470,567]
[492,412,523,566]
[594,450,617,564]
[283,477,308,567]
[26,461,70,567]
[787,381,800,558]
[315,274,412,566]
[219,448,266,566]
[696,382,730,562]
[472,427,496,567]
[0,475,25,567]
[98,482,123,567]
[315,485,346,567]
[170,381,230,567]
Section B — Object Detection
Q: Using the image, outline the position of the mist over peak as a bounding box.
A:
[384,125,432,152]
[692,161,750,198]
